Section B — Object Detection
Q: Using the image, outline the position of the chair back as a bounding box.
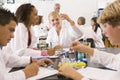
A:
[79,38,95,48]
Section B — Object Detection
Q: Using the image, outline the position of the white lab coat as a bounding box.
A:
[10,23,41,56]
[81,48,120,80]
[94,26,104,48]
[0,45,30,80]
[78,25,105,48]
[91,49,120,70]
[109,71,120,80]
[46,25,83,48]
[33,24,48,38]
[95,27,103,40]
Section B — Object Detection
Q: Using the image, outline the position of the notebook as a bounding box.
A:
[27,67,58,80]
[77,67,117,80]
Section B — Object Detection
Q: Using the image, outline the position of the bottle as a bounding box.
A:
[39,36,49,56]
[82,37,88,58]
[43,28,48,38]
[83,37,88,45]
[38,36,46,50]
[46,43,49,50]
[77,52,84,61]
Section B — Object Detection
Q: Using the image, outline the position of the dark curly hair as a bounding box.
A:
[15,3,35,27]
[0,7,17,26]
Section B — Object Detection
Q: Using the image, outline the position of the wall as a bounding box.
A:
[31,0,98,25]
[3,0,30,12]
[98,0,115,8]
[3,0,115,25]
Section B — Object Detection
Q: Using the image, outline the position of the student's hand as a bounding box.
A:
[47,45,63,56]
[60,14,69,20]
[60,13,75,26]
[23,62,39,78]
[54,45,63,51]
[70,41,83,51]
[37,58,54,67]
[70,41,94,56]
[58,65,83,80]
[47,48,55,56]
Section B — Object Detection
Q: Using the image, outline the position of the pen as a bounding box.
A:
[32,56,51,60]
[50,42,52,48]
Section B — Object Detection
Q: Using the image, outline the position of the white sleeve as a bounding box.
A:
[0,53,26,80]
[9,70,26,80]
[109,71,120,80]
[46,29,58,48]
[96,27,103,39]
[0,69,26,80]
[71,25,83,39]
[13,24,28,51]
[81,77,90,80]
[2,46,30,67]
[46,30,52,44]
[16,48,41,57]
[7,54,30,67]
[90,49,120,70]
[30,27,39,48]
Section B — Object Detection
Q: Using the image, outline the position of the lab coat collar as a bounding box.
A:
[0,45,3,50]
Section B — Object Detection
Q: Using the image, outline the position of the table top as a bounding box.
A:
[40,48,120,80]
[10,48,120,80]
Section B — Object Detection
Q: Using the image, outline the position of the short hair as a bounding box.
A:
[54,3,60,7]
[15,3,35,27]
[77,17,85,25]
[48,11,59,22]
[98,0,120,27]
[0,8,17,26]
[54,3,60,13]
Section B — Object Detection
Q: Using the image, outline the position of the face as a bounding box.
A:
[91,20,96,30]
[49,15,61,29]
[54,5,60,13]
[91,20,95,26]
[102,23,120,45]
[0,20,16,46]
[77,19,82,25]
[29,7,38,25]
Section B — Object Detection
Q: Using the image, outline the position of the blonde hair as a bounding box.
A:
[48,11,60,22]
[98,0,120,27]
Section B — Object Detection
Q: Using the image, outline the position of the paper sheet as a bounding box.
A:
[77,67,117,80]
[27,67,58,80]
[27,66,117,80]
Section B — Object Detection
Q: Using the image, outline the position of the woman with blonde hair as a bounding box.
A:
[46,11,83,51]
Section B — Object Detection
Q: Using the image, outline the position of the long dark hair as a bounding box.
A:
[15,3,34,27]
[91,17,100,33]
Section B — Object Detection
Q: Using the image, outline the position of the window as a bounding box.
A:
[0,0,2,5]
[7,0,14,4]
